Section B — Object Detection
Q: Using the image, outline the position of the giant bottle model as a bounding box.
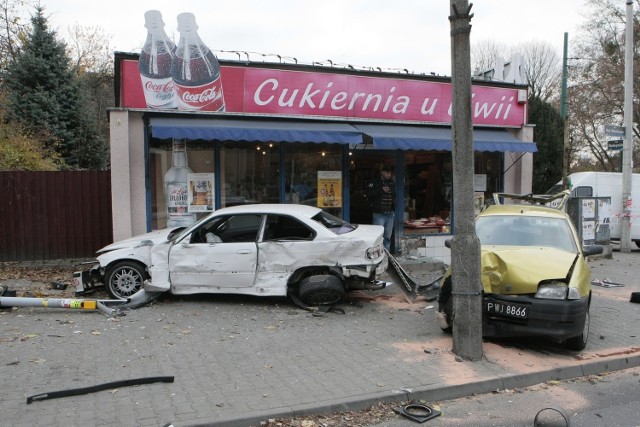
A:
[172,12,225,111]
[165,139,196,227]
[139,10,176,109]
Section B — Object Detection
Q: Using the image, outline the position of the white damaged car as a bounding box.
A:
[75,204,388,306]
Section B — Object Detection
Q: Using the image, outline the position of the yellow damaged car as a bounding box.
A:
[436,192,603,351]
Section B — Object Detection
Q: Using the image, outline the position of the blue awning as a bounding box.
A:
[149,117,363,145]
[353,124,537,152]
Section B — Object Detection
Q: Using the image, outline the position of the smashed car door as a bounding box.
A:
[168,214,261,289]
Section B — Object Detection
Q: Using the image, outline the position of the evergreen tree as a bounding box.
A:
[3,6,108,169]
[529,95,565,193]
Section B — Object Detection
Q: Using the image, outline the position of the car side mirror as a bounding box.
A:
[444,238,452,249]
[583,245,603,257]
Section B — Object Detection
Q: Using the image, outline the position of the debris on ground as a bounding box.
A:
[258,401,406,427]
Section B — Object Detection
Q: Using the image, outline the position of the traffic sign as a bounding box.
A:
[605,125,625,137]
[608,139,623,151]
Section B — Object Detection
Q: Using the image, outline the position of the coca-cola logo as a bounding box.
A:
[145,80,174,93]
[181,88,220,103]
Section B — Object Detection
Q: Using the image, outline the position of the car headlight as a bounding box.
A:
[366,245,383,259]
[535,281,568,299]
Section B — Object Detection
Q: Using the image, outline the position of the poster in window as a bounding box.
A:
[187,173,215,212]
[317,171,342,208]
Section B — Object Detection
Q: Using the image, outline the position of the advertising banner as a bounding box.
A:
[317,171,342,208]
[187,173,215,213]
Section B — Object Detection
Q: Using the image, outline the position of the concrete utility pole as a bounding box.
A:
[621,0,634,253]
[448,0,483,361]
[560,33,570,188]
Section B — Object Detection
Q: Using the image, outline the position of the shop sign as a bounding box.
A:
[119,59,526,128]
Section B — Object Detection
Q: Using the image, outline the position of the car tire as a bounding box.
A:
[565,309,589,351]
[298,275,346,306]
[105,261,147,300]
[438,276,453,333]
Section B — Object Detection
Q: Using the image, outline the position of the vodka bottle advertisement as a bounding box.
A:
[172,12,225,112]
[139,10,176,109]
[165,139,196,227]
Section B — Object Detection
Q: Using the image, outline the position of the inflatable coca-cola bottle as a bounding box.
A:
[139,10,176,109]
[172,12,225,111]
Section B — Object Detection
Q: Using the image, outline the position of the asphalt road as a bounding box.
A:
[370,366,640,427]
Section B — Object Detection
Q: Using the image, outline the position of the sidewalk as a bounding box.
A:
[0,252,639,426]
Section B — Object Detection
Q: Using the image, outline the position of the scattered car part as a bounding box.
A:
[592,278,624,287]
[534,406,570,426]
[393,403,441,423]
[385,249,442,303]
[631,292,640,304]
[51,282,67,290]
[26,375,174,404]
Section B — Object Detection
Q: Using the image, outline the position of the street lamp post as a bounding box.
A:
[621,0,634,253]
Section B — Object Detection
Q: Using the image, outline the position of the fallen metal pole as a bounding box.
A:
[0,296,121,316]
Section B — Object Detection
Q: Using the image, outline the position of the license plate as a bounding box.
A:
[485,301,528,319]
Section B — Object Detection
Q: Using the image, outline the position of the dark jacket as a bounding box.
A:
[364,176,396,213]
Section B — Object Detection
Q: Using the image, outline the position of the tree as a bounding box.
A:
[0,0,28,72]
[66,23,114,147]
[3,6,108,169]
[471,40,562,103]
[529,95,565,192]
[569,0,640,172]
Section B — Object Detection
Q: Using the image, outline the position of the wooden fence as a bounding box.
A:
[0,171,113,262]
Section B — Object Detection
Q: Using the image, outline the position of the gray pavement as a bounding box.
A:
[1,251,640,426]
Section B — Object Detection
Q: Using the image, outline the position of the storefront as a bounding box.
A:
[111,52,536,259]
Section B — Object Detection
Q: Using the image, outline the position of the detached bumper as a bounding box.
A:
[482,293,589,342]
[73,262,104,295]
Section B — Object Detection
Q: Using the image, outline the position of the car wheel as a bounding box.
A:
[298,275,346,306]
[105,261,147,299]
[438,276,453,333]
[565,310,589,351]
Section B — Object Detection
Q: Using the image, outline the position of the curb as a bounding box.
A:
[201,352,640,427]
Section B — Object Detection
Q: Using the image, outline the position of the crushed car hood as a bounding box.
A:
[97,228,178,254]
[480,247,577,294]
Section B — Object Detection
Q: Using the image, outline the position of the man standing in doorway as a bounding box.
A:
[365,165,396,252]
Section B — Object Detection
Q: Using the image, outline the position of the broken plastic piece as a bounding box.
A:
[26,376,174,404]
[393,403,441,423]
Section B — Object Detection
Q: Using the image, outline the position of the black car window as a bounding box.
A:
[264,215,315,241]
[191,214,262,243]
[311,211,357,235]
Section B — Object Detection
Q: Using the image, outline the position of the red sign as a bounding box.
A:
[120,59,526,127]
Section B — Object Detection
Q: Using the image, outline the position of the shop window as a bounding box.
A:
[284,143,343,218]
[220,142,280,207]
[149,140,215,230]
[403,152,452,234]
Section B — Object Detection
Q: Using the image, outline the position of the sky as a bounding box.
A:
[38,0,591,76]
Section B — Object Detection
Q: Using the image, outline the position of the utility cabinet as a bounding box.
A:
[567,197,611,246]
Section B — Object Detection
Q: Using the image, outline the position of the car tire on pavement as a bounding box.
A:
[105,261,147,299]
[298,275,346,306]
[565,309,589,351]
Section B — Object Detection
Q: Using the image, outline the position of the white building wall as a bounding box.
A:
[109,110,147,241]
[502,125,534,195]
